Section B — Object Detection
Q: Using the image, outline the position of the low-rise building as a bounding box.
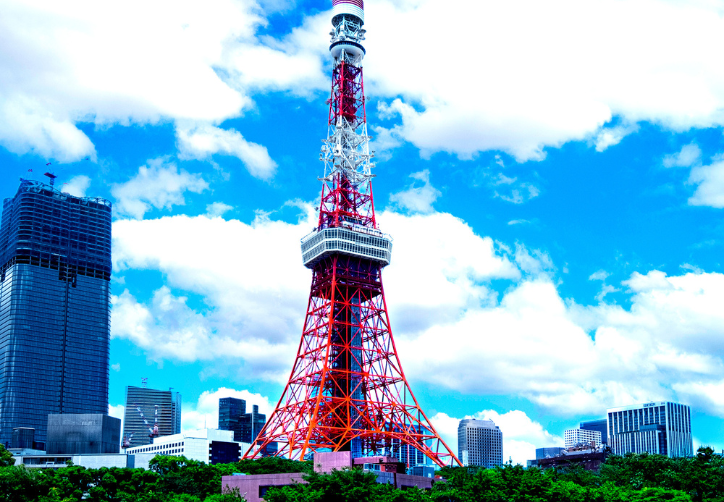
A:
[222,451,437,502]
[46,414,121,454]
[126,428,248,465]
[11,452,157,469]
[537,445,606,472]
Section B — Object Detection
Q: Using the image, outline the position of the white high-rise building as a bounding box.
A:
[126,429,249,465]
[607,402,693,458]
[458,419,503,468]
[564,428,602,448]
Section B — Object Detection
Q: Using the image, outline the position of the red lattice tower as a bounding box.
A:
[243,0,461,468]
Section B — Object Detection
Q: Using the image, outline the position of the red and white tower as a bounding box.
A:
[244,0,461,468]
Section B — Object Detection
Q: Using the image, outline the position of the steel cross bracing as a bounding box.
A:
[243,3,461,468]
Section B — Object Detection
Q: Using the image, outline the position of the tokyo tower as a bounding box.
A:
[243,0,460,467]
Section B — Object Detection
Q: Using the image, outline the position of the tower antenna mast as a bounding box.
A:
[244,0,460,468]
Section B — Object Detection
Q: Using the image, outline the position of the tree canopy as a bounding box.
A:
[0,447,721,502]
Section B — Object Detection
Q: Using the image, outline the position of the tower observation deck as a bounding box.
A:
[243,0,460,468]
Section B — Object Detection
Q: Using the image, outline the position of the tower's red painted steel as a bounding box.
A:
[243,0,461,468]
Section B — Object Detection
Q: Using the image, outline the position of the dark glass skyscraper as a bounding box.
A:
[0,178,112,447]
[218,397,266,443]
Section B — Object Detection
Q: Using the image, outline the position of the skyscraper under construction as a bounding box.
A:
[0,178,112,447]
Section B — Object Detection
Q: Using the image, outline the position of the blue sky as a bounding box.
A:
[3,0,724,464]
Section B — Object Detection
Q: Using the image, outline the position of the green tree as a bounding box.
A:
[0,444,15,467]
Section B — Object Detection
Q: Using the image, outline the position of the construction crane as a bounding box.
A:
[135,404,160,441]
[121,432,134,449]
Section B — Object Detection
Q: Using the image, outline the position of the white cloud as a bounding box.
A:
[399,266,724,417]
[7,0,724,164]
[353,0,724,160]
[206,202,234,217]
[594,124,639,152]
[494,183,540,204]
[589,270,610,281]
[595,284,620,302]
[181,388,273,433]
[111,207,520,375]
[514,245,554,276]
[0,0,264,161]
[177,123,277,180]
[111,363,121,372]
[388,170,441,213]
[62,175,91,197]
[664,143,702,168]
[111,160,208,219]
[109,404,125,440]
[430,409,562,466]
[112,203,724,419]
[688,158,724,208]
[507,219,530,226]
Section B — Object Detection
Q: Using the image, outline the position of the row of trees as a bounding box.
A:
[0,446,722,501]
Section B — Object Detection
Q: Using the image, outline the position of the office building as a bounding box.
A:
[536,447,565,460]
[126,428,246,465]
[218,398,265,443]
[608,401,693,458]
[564,428,602,449]
[123,386,181,448]
[12,428,36,449]
[580,419,608,445]
[46,414,120,454]
[458,418,503,468]
[0,178,112,447]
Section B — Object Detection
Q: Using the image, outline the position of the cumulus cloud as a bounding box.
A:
[177,123,277,180]
[399,267,724,417]
[7,0,724,164]
[688,156,724,208]
[430,409,562,466]
[388,170,441,213]
[112,202,724,419]
[111,207,520,376]
[111,161,208,219]
[62,175,91,197]
[0,0,328,163]
[355,0,724,160]
[664,143,702,168]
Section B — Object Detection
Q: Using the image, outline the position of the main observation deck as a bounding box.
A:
[301,225,392,269]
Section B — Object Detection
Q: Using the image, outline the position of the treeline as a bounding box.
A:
[0,454,310,502]
[1,446,723,501]
[263,447,723,502]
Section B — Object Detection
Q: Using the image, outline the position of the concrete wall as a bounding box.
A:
[222,452,435,501]
[222,473,306,502]
[314,451,352,472]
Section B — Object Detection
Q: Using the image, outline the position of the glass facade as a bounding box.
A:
[122,386,181,448]
[458,418,503,468]
[218,397,266,444]
[580,419,608,445]
[0,179,112,447]
[607,401,693,457]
